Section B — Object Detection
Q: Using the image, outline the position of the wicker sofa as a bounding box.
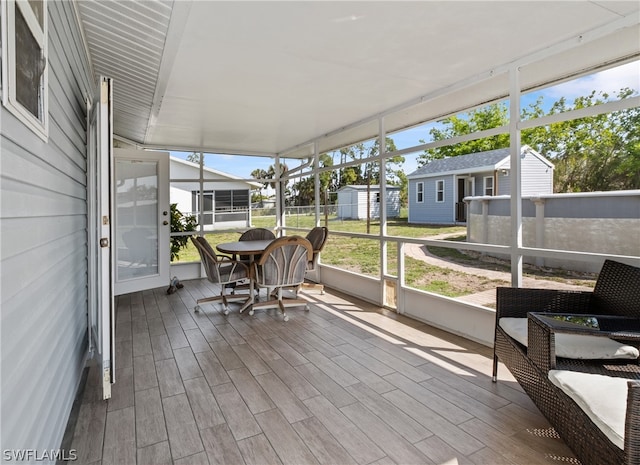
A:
[493,259,640,465]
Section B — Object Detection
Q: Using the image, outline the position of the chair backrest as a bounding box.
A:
[591,259,640,317]
[239,228,276,241]
[191,236,222,283]
[305,226,328,269]
[238,228,276,261]
[254,236,313,287]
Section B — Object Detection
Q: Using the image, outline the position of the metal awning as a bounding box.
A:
[76,1,640,158]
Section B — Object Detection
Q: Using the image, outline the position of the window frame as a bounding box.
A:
[416,181,424,203]
[435,179,444,203]
[484,176,494,196]
[1,0,49,140]
[215,189,249,212]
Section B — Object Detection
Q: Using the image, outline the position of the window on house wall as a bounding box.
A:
[375,192,380,203]
[484,176,494,196]
[436,180,444,202]
[1,0,48,140]
[191,189,250,224]
[216,189,249,222]
[417,182,424,203]
[215,190,249,212]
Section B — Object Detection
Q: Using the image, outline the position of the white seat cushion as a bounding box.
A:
[548,370,628,449]
[499,317,639,360]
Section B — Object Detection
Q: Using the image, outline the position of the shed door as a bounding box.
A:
[456,178,467,222]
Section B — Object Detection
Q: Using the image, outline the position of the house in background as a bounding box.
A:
[407,146,554,224]
[170,157,261,230]
[337,185,401,220]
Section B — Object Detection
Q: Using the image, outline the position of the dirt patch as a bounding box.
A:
[412,267,509,296]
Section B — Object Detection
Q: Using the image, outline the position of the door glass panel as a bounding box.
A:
[116,160,159,280]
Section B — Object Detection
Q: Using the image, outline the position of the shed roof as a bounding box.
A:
[406,146,553,179]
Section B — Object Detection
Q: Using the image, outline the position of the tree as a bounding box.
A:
[186,152,201,163]
[266,162,290,208]
[418,103,509,165]
[289,154,335,206]
[417,89,640,192]
[524,89,640,192]
[250,168,269,201]
[336,137,404,189]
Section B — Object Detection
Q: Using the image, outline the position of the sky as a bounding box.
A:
[172,60,640,179]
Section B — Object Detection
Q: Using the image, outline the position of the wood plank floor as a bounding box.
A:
[71,279,579,464]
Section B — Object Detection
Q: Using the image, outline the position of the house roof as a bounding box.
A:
[170,157,262,189]
[75,2,640,158]
[406,146,553,179]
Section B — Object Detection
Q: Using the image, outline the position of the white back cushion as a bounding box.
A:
[499,317,639,360]
[548,370,628,450]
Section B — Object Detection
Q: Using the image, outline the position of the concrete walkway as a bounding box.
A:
[404,233,592,307]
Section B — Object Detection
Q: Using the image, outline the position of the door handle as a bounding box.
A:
[100,238,109,247]
[163,220,169,226]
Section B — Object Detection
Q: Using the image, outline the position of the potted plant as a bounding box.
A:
[170,203,198,261]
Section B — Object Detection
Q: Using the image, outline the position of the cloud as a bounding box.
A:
[544,61,640,99]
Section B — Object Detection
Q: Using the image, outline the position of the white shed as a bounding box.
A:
[337,185,401,220]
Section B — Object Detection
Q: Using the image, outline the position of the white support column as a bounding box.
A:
[482,198,489,246]
[379,118,388,307]
[275,154,284,235]
[533,197,546,267]
[509,67,523,287]
[198,152,205,234]
[313,142,320,226]
[397,241,405,315]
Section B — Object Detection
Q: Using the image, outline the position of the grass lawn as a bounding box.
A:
[172,214,479,297]
[173,213,592,299]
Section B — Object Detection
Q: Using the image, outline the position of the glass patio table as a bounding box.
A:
[528,312,640,341]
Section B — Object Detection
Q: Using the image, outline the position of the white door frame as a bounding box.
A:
[114,149,170,295]
[87,76,115,400]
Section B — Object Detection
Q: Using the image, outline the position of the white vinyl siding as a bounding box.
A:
[1,1,92,455]
[436,179,444,202]
[521,151,554,195]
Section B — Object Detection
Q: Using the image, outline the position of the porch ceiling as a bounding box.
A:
[76,1,640,158]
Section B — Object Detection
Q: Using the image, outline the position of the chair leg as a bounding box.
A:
[492,354,498,382]
[195,287,249,316]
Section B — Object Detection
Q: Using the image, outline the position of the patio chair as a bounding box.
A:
[249,236,313,321]
[237,227,276,262]
[190,236,251,315]
[301,226,329,295]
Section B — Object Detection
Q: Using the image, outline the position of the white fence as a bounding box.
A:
[466,190,640,272]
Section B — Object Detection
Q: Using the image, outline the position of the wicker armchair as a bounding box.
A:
[493,259,640,465]
[191,236,251,315]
